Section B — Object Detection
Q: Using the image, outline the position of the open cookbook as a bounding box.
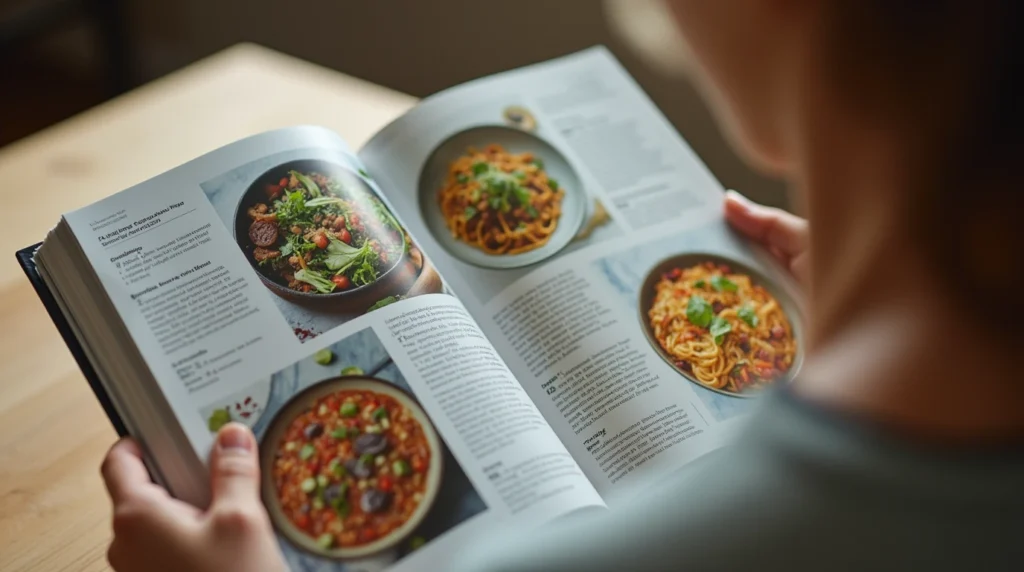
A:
[17,47,803,571]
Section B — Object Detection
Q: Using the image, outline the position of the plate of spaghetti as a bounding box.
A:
[418,126,586,269]
[639,254,802,397]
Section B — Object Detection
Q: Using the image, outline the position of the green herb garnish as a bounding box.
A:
[294,268,336,294]
[711,275,738,293]
[737,304,759,327]
[299,444,316,461]
[686,295,713,328]
[368,296,400,312]
[710,315,732,345]
[290,170,322,198]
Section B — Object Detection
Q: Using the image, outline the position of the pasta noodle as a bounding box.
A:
[648,261,796,393]
[437,144,564,255]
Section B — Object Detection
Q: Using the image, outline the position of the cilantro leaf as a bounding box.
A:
[711,275,738,293]
[686,295,713,328]
[710,315,732,344]
[737,304,759,327]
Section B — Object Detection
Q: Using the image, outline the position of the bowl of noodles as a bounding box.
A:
[638,253,803,397]
[417,126,586,269]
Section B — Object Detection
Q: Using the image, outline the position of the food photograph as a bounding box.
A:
[593,223,803,421]
[640,255,800,397]
[226,327,486,570]
[418,125,590,270]
[202,150,446,342]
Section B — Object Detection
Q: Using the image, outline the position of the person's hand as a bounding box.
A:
[101,423,287,572]
[724,190,809,286]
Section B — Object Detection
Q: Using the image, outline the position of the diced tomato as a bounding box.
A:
[360,529,377,543]
[337,229,351,244]
[333,216,347,230]
[314,234,329,249]
[331,275,351,289]
[325,396,339,411]
[295,514,310,530]
[379,476,393,492]
[279,177,289,187]
[411,455,426,473]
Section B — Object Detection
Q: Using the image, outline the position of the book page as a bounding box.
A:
[359,47,804,501]
[59,127,602,571]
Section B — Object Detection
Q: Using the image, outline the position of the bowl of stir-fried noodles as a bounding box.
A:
[417,126,586,269]
[233,159,412,309]
[638,253,804,397]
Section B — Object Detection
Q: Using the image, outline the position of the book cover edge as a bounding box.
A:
[16,244,130,437]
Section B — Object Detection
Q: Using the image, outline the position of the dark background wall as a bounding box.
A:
[0,0,787,207]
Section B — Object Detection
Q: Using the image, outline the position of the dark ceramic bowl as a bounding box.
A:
[637,252,804,398]
[259,376,444,560]
[233,159,409,310]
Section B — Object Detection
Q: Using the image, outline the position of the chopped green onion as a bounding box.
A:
[392,459,411,477]
[301,477,317,493]
[340,402,358,417]
[316,533,334,548]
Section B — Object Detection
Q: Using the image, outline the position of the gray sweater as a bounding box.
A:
[456,389,1024,571]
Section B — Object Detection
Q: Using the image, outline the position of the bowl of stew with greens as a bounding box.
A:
[259,376,443,560]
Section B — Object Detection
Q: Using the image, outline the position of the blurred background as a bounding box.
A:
[0,0,785,206]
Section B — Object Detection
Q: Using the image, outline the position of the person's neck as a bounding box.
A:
[789,103,1024,443]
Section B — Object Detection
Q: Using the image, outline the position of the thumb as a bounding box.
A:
[723,190,808,257]
[209,423,261,510]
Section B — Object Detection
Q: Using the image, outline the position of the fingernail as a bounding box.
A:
[725,190,749,205]
[217,423,253,453]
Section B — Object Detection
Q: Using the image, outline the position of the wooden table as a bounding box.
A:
[0,44,414,572]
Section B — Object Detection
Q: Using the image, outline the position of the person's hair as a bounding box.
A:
[824,1,1023,331]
